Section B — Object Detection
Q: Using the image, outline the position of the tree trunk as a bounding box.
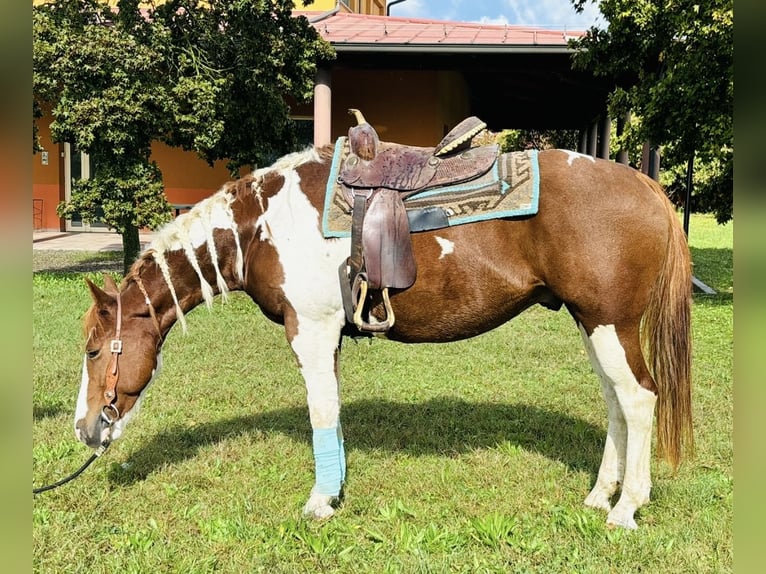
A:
[121,224,141,275]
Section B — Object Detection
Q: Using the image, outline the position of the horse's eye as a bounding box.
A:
[86,349,100,360]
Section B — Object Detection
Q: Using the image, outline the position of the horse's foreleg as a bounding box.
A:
[285,311,346,519]
[580,324,656,529]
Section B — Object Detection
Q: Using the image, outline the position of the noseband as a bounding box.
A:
[100,276,162,424]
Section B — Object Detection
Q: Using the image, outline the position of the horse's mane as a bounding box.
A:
[123,146,330,333]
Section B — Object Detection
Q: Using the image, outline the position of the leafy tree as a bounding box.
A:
[33,0,334,271]
[570,0,733,223]
[497,129,579,152]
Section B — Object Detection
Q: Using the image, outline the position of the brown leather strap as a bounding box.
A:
[103,290,122,403]
[348,191,369,277]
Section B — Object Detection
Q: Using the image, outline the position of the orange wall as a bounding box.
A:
[32,110,235,229]
[32,107,64,230]
[329,69,470,145]
[150,142,235,205]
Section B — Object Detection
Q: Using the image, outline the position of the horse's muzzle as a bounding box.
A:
[74,408,115,449]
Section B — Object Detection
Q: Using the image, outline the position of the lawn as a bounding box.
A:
[32,214,732,573]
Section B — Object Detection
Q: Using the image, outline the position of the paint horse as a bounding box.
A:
[74,142,692,530]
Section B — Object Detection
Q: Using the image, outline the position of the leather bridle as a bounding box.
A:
[100,275,162,425]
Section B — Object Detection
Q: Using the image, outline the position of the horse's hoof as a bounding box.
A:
[302,493,337,520]
[606,508,638,530]
[584,488,613,512]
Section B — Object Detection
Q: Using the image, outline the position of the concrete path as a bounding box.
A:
[33,230,157,251]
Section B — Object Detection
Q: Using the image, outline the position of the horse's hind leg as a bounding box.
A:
[578,322,657,530]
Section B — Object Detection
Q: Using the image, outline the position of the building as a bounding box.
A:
[33,0,612,232]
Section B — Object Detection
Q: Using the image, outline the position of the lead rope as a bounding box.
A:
[33,441,110,495]
[35,286,123,495]
[34,278,162,496]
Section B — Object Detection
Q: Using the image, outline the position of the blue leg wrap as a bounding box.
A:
[313,424,346,496]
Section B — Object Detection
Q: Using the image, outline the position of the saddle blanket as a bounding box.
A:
[321,137,539,238]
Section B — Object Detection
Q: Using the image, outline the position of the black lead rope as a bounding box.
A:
[33,441,110,495]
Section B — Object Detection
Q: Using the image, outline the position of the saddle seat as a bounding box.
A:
[339,114,496,199]
[337,111,497,333]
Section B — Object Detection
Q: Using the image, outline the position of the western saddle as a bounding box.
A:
[337,109,498,333]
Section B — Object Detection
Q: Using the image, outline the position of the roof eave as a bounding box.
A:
[330,43,576,55]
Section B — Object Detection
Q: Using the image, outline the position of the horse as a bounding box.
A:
[73,143,692,530]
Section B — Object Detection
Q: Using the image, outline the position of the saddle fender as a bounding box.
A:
[361,189,416,290]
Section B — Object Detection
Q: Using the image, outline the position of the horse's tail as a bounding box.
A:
[640,175,694,470]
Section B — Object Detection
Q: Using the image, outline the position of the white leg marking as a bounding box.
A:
[256,166,349,518]
[581,324,656,529]
[434,236,455,259]
[579,325,625,512]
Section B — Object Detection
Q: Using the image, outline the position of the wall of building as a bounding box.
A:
[297,0,386,15]
[329,69,470,145]
[149,142,235,206]
[32,109,63,231]
[32,111,235,231]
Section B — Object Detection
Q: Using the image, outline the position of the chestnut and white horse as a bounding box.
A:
[74,145,692,529]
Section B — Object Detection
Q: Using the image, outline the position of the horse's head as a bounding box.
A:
[74,274,163,449]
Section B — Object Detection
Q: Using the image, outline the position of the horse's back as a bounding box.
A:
[381,149,677,342]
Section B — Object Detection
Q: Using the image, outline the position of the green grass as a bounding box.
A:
[33,214,732,573]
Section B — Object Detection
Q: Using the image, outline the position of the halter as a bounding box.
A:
[100,276,162,424]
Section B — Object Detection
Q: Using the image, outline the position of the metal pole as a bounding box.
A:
[683,155,693,236]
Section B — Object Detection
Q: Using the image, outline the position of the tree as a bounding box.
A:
[497,129,579,153]
[570,0,733,223]
[33,0,334,271]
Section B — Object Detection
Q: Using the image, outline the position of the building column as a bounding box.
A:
[587,120,598,157]
[598,115,611,159]
[313,67,332,146]
[641,142,661,181]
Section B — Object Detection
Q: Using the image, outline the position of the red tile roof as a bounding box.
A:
[297,12,585,47]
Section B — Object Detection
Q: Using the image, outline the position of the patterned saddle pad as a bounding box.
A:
[322,139,539,238]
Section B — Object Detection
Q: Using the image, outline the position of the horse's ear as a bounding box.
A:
[85,277,115,308]
[102,273,120,296]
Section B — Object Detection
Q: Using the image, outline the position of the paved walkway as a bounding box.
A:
[33,230,157,251]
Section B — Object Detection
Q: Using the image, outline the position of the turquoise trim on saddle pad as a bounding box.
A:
[322,137,349,238]
[321,141,540,238]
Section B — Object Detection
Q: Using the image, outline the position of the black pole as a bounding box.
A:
[683,155,694,237]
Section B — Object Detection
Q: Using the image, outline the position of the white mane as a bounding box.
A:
[147,147,320,333]
[149,188,244,333]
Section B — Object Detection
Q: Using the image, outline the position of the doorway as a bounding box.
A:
[64,142,109,232]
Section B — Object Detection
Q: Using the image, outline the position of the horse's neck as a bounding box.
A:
[133,188,255,334]
[129,147,333,335]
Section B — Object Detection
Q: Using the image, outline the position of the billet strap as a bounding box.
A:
[348,191,369,278]
[340,192,371,325]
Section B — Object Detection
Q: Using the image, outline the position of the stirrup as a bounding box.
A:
[351,276,395,333]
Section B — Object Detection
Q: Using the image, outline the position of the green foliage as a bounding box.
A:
[498,129,579,152]
[33,0,334,268]
[570,0,733,223]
